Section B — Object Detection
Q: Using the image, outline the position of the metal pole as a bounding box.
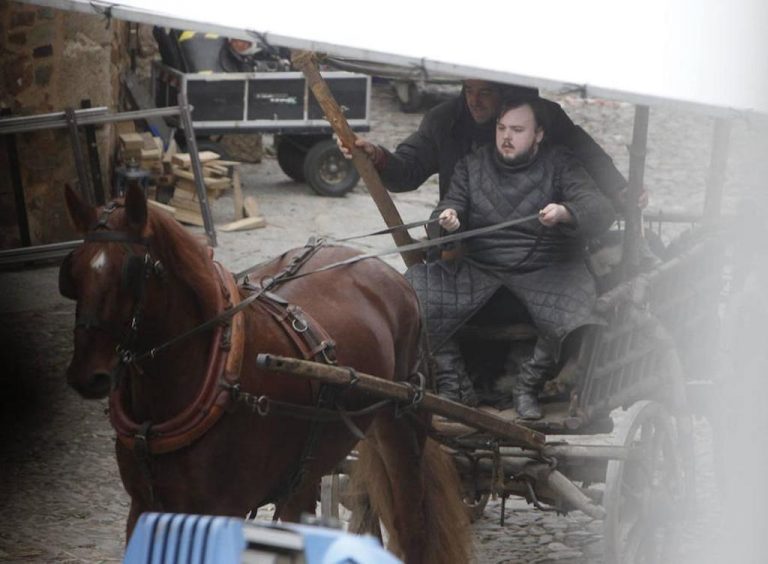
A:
[177,92,217,246]
[621,105,650,279]
[703,117,732,222]
[0,106,186,135]
[1,109,32,248]
[64,107,95,205]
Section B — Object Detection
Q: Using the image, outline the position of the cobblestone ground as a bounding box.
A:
[0,83,763,563]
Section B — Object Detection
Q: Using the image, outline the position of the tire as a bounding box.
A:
[303,139,360,197]
[276,136,309,182]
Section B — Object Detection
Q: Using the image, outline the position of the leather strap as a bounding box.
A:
[253,290,337,365]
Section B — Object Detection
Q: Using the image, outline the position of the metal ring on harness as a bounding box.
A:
[395,371,426,418]
[256,395,271,417]
[291,317,309,333]
[346,368,360,387]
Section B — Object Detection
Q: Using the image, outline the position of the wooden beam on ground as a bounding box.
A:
[219,216,266,232]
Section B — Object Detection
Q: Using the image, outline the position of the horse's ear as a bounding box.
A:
[64,184,97,233]
[124,182,148,230]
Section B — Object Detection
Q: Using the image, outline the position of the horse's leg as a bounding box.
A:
[125,499,145,541]
[275,479,319,523]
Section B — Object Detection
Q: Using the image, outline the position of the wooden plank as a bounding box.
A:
[232,167,245,220]
[163,138,178,163]
[169,197,203,213]
[115,121,137,136]
[173,208,205,227]
[139,132,157,150]
[147,199,176,215]
[171,151,220,167]
[119,132,144,151]
[141,148,162,160]
[218,216,266,232]
[170,185,199,201]
[204,164,230,176]
[243,195,260,219]
[172,167,232,189]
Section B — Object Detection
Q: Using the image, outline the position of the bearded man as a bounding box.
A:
[406,96,615,419]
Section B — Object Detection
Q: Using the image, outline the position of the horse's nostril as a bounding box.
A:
[74,371,112,399]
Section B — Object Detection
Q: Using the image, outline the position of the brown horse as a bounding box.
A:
[59,183,471,563]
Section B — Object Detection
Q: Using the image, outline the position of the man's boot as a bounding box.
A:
[513,338,558,420]
[433,338,478,406]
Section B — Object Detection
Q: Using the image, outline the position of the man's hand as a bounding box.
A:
[620,187,650,209]
[336,135,377,161]
[438,208,461,232]
[538,203,573,227]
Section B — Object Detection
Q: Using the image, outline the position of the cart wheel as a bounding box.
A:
[303,139,360,197]
[276,137,308,182]
[603,401,692,564]
[463,492,490,523]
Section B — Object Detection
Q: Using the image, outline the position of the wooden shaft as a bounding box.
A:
[291,51,423,267]
[257,353,545,449]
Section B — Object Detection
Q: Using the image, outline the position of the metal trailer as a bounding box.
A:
[152,62,372,197]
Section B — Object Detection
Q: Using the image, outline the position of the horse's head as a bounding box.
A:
[60,183,167,398]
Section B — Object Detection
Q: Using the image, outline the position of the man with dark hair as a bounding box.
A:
[340,79,630,212]
[406,99,615,418]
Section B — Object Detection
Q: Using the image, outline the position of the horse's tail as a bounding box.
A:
[353,436,472,563]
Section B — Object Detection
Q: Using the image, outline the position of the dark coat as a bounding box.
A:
[379,94,628,212]
[405,145,615,350]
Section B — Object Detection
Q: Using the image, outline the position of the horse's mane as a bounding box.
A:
[145,208,222,321]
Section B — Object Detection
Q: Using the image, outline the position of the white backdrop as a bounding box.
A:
[24,0,768,116]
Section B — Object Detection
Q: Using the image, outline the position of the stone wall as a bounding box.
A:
[0,1,127,248]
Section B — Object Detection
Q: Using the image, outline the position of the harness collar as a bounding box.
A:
[109,262,246,455]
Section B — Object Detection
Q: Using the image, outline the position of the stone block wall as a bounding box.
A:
[0,1,127,248]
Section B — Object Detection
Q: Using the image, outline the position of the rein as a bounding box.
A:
[136,213,540,359]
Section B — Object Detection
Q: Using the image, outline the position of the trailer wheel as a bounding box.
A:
[303,139,360,197]
[276,136,308,182]
[603,401,692,564]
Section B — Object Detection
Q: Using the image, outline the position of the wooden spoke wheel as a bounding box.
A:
[462,492,490,523]
[604,401,692,564]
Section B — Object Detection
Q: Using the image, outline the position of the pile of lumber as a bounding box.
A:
[149,150,265,231]
[115,125,265,232]
[118,131,164,182]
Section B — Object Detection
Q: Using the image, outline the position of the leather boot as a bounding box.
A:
[433,337,478,406]
[513,338,558,420]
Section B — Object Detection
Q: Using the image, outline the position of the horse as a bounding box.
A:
[58,183,471,563]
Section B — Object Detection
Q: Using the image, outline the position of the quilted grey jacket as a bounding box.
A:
[378,93,627,212]
[406,144,615,350]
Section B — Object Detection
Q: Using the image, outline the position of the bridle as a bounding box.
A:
[59,201,165,383]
